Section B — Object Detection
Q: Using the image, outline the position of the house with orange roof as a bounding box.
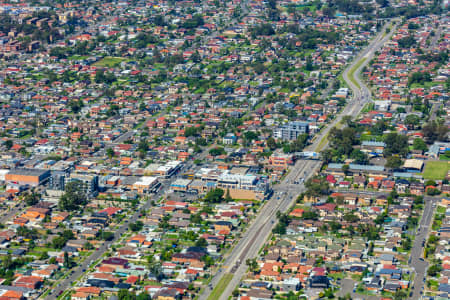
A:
[71,292,90,300]
[51,212,69,223]
[13,276,43,289]
[75,287,101,297]
[21,207,49,221]
[259,269,280,280]
[289,208,304,218]
[13,217,28,226]
[127,234,147,247]
[0,290,23,300]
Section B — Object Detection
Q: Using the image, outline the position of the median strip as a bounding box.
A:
[207,273,234,300]
[347,57,367,90]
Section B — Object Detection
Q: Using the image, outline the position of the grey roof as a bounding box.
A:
[0,285,32,292]
[8,168,50,177]
[349,164,384,171]
[328,163,384,172]
[361,141,386,147]
[379,253,394,261]
[393,172,423,179]
[439,283,450,293]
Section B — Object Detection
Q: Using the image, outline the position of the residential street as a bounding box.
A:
[199,20,398,300]
[410,197,438,299]
[43,184,169,299]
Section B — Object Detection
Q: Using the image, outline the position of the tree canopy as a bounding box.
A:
[59,181,88,211]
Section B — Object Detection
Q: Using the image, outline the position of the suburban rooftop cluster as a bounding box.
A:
[0,0,447,300]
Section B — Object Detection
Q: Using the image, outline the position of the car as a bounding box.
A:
[419,258,424,261]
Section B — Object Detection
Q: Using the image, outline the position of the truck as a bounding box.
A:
[301,151,319,160]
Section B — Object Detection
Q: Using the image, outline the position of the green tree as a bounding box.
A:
[394,289,408,300]
[129,221,144,232]
[59,181,88,211]
[385,156,403,169]
[83,241,94,250]
[402,237,412,251]
[24,192,40,206]
[305,176,330,197]
[413,138,428,151]
[209,147,226,156]
[342,164,350,175]
[343,213,359,223]
[350,149,369,164]
[63,251,72,268]
[195,237,207,248]
[4,140,12,150]
[384,133,409,157]
[106,148,115,158]
[40,252,49,260]
[422,120,449,143]
[427,187,440,196]
[404,114,420,129]
[246,258,259,272]
[204,188,225,203]
[427,264,443,277]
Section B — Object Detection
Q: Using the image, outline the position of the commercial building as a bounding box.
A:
[170,179,192,192]
[268,152,295,170]
[5,169,50,186]
[274,121,309,141]
[191,168,269,200]
[65,173,98,197]
[132,176,159,194]
[154,161,183,178]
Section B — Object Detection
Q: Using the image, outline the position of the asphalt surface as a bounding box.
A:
[43,182,170,299]
[198,21,399,300]
[42,18,405,300]
[0,202,25,224]
[336,278,379,300]
[198,159,321,300]
[410,198,438,300]
[330,188,439,299]
[310,21,398,154]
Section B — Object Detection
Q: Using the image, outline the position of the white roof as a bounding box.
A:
[134,176,158,186]
[404,159,424,170]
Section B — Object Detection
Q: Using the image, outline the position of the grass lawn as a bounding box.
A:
[68,55,89,60]
[422,161,450,180]
[347,57,367,90]
[410,81,441,89]
[94,56,128,67]
[314,121,343,152]
[437,206,446,214]
[207,273,233,300]
[439,153,450,161]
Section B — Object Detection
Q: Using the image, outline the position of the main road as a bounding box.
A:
[200,20,398,300]
[410,197,438,300]
[43,180,173,299]
[330,185,439,300]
